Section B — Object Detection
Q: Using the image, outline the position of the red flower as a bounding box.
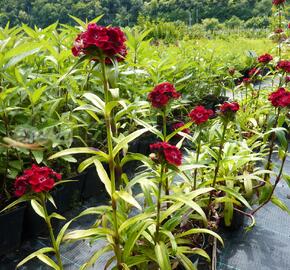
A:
[258,53,273,64]
[72,24,127,61]
[268,88,290,107]
[285,76,290,83]
[150,142,182,166]
[272,0,286,5]
[172,122,190,136]
[288,23,290,29]
[277,60,290,73]
[189,106,214,125]
[220,102,240,114]
[248,68,261,77]
[14,165,61,197]
[243,78,251,85]
[148,82,181,108]
[274,28,284,34]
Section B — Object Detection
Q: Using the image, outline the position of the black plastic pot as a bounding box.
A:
[0,204,26,256]
[81,166,108,201]
[56,173,86,213]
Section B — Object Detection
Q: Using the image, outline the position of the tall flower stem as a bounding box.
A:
[212,121,228,189]
[155,163,165,244]
[278,5,282,60]
[263,108,281,182]
[193,130,202,190]
[101,60,122,269]
[41,194,63,270]
[161,108,170,199]
[252,143,288,215]
[209,121,228,206]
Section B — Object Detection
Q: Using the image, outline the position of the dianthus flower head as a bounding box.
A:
[150,142,182,166]
[189,106,214,125]
[148,82,180,108]
[72,24,127,62]
[268,87,290,107]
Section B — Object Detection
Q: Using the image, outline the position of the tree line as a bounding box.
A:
[0,0,278,28]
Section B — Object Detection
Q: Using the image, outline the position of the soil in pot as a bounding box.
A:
[0,204,26,256]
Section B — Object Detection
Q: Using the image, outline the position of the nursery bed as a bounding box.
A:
[0,148,289,270]
[217,146,290,270]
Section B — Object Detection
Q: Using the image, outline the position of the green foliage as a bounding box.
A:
[0,0,275,28]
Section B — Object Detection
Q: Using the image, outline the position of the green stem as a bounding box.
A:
[212,121,228,189]
[263,108,280,182]
[278,6,282,60]
[41,194,63,270]
[155,163,165,244]
[193,131,201,190]
[100,60,122,270]
[252,143,288,215]
[208,121,228,208]
[162,108,167,141]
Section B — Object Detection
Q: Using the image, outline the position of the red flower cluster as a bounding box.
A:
[220,102,240,114]
[274,28,284,34]
[172,122,190,136]
[72,24,127,61]
[268,88,290,107]
[148,82,181,108]
[248,68,261,77]
[243,78,251,85]
[258,53,273,64]
[150,142,182,166]
[189,106,214,125]
[14,165,61,197]
[277,60,290,73]
[272,0,286,5]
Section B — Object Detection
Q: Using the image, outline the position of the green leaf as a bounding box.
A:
[83,92,105,111]
[50,212,66,221]
[176,253,197,270]
[115,190,142,210]
[37,254,60,270]
[30,86,47,104]
[32,150,44,164]
[166,122,192,142]
[69,15,86,28]
[155,242,171,270]
[164,194,208,226]
[112,128,148,157]
[48,147,109,161]
[56,220,74,249]
[64,228,114,241]
[118,212,154,233]
[94,159,112,196]
[224,201,233,227]
[271,196,290,214]
[160,229,177,255]
[0,195,32,213]
[5,48,41,68]
[16,247,55,268]
[31,199,45,219]
[218,186,252,209]
[176,228,224,246]
[123,220,153,259]
[80,245,111,270]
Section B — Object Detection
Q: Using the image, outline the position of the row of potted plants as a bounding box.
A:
[0,0,290,269]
